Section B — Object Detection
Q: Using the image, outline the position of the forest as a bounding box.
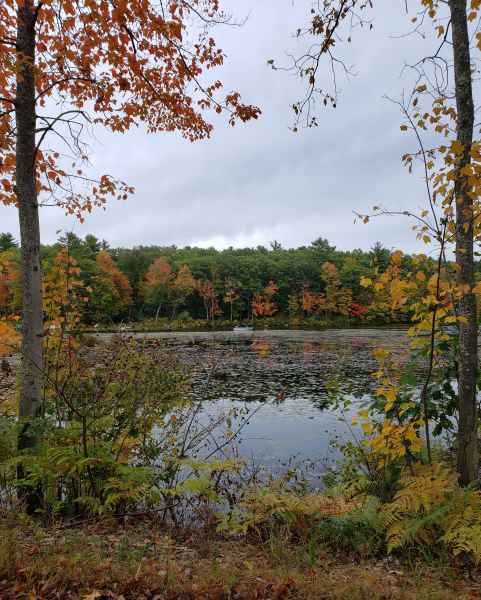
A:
[0,230,444,326]
[2,0,481,599]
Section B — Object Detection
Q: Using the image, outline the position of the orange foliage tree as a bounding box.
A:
[0,0,260,461]
[142,256,174,320]
[301,285,320,317]
[252,280,279,318]
[43,248,86,332]
[0,320,20,359]
[170,264,196,319]
[198,279,220,321]
[0,251,18,316]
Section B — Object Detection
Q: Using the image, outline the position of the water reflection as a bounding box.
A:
[127,329,412,471]
[167,329,411,406]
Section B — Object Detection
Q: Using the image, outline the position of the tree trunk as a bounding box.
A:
[16,0,44,509]
[449,0,479,485]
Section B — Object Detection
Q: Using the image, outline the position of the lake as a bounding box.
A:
[122,328,412,482]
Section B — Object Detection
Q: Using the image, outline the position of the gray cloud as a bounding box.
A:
[1,0,442,253]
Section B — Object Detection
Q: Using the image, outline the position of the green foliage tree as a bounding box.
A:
[0,233,17,253]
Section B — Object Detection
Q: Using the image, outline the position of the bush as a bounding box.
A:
[8,335,188,517]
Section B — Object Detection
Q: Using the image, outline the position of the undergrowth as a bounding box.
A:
[0,519,479,600]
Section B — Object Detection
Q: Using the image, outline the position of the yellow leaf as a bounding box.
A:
[451,140,464,155]
[384,388,397,403]
[404,429,419,442]
[373,348,390,361]
[362,422,374,435]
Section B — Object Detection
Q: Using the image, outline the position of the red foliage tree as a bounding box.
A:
[348,302,368,320]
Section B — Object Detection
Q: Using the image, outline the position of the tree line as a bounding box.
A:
[0,231,447,325]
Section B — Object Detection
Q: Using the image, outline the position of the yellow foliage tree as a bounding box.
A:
[321,261,352,317]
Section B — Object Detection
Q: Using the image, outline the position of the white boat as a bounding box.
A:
[233,326,254,333]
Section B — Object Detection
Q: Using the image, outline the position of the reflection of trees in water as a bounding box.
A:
[154,335,413,409]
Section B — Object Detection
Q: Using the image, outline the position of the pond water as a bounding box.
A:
[124,329,413,479]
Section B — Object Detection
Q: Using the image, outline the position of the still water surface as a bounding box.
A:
[131,329,412,475]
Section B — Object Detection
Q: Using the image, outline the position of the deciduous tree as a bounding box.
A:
[198,279,220,321]
[252,280,278,317]
[0,0,259,479]
[301,285,319,317]
[96,250,132,312]
[223,278,239,321]
[0,250,18,316]
[280,0,481,483]
[143,256,174,320]
[170,264,196,318]
[321,261,352,317]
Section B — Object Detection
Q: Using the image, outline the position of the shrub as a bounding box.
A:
[9,335,188,517]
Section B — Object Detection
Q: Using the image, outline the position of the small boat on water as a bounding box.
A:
[233,325,254,333]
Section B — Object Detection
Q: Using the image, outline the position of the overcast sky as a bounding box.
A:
[1,1,442,252]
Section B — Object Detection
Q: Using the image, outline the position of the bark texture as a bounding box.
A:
[449,0,479,485]
[16,0,43,509]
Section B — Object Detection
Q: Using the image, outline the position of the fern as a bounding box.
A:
[441,488,481,564]
[383,462,481,565]
[385,463,455,516]
[443,524,481,564]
